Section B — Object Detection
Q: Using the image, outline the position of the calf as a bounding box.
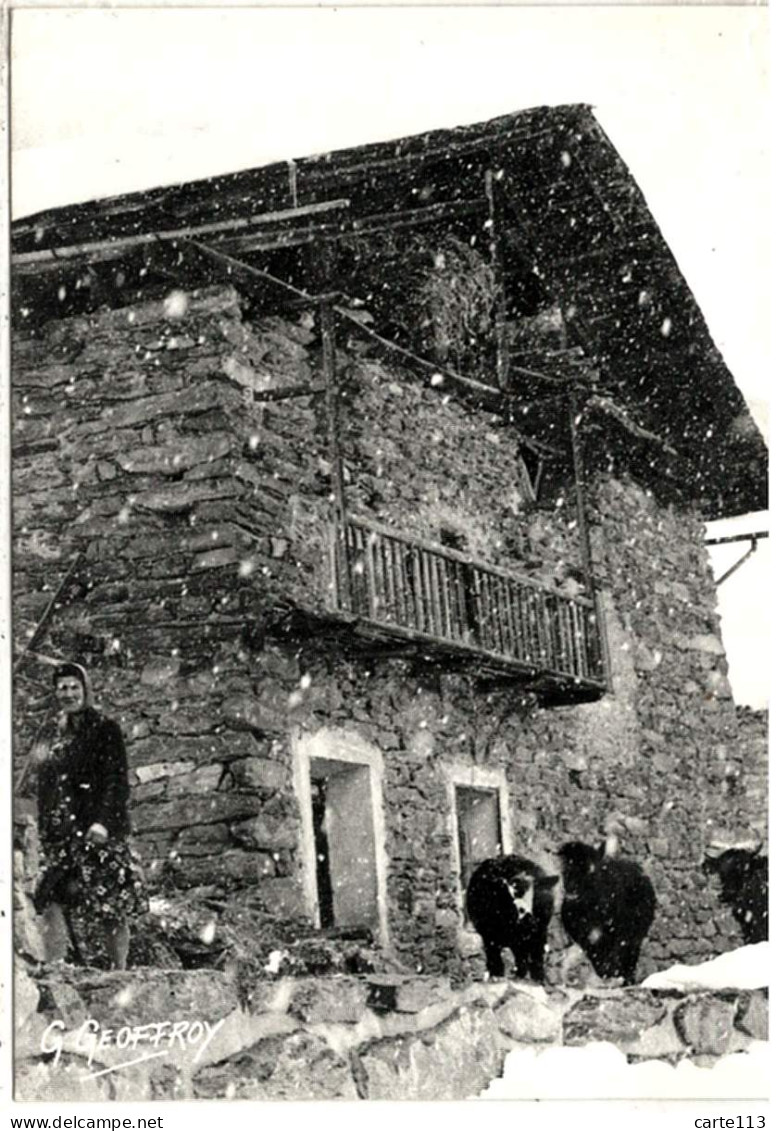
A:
[466,855,559,981]
[558,841,656,984]
[703,847,768,944]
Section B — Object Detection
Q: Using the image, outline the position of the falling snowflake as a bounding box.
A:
[163,290,189,320]
[199,920,217,945]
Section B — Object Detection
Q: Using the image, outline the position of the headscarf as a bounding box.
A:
[52,661,96,709]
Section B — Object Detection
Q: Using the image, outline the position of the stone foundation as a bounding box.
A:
[15,967,768,1101]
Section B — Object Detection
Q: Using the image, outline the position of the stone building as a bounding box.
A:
[11,104,767,979]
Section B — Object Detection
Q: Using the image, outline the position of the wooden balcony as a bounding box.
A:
[328,516,608,702]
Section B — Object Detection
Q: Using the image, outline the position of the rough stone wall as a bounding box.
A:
[12,285,761,978]
[15,965,768,1102]
[730,708,769,851]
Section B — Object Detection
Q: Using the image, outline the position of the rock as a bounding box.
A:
[15,966,40,1030]
[704,670,733,699]
[367,975,451,1014]
[133,794,261,833]
[357,1003,505,1100]
[563,992,666,1046]
[633,641,660,672]
[735,992,769,1040]
[65,969,239,1028]
[37,979,89,1027]
[117,435,232,475]
[230,757,288,793]
[15,1055,113,1102]
[192,547,242,571]
[134,481,239,514]
[175,823,231,850]
[673,994,741,1055]
[135,761,196,785]
[257,879,307,920]
[222,688,288,734]
[494,988,562,1043]
[13,889,46,963]
[140,656,181,686]
[193,1031,358,1099]
[628,1013,690,1059]
[177,850,276,887]
[128,732,255,768]
[166,764,224,797]
[289,977,369,1023]
[106,383,224,429]
[230,814,298,851]
[674,633,726,656]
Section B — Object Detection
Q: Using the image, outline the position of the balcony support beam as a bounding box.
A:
[568,390,610,690]
[485,169,511,391]
[568,390,594,587]
[321,299,353,612]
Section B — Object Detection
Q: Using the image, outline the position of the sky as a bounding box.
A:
[8,5,771,706]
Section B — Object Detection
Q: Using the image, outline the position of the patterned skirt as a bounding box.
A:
[35,835,147,926]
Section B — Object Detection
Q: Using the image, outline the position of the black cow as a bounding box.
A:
[466,855,559,981]
[703,848,768,944]
[558,841,656,984]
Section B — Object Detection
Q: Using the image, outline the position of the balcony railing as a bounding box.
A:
[329,516,607,691]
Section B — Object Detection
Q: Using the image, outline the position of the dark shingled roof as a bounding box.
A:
[11,104,767,519]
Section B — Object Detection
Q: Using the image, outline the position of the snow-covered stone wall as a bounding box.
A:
[12,285,762,978]
[15,965,768,1101]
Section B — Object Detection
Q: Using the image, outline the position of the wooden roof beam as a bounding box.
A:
[11,197,351,272]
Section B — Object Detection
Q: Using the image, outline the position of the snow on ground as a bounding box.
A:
[641,942,770,991]
[480,946,770,1099]
[479,1041,770,1100]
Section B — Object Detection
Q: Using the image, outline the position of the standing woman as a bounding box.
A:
[33,662,145,969]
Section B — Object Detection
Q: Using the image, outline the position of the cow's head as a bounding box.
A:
[503,873,558,921]
[558,841,599,898]
[703,846,761,891]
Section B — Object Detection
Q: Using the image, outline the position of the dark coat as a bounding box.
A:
[559,841,656,983]
[466,855,559,981]
[37,707,132,847]
[703,849,768,944]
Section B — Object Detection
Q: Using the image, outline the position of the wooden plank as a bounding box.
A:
[365,531,379,619]
[411,548,426,633]
[12,198,351,268]
[425,551,444,638]
[435,556,452,640]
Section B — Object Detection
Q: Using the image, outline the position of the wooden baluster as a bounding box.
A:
[554,596,566,674]
[507,579,520,659]
[434,555,450,640]
[453,561,466,641]
[422,551,439,636]
[412,547,425,632]
[351,525,364,615]
[484,574,495,655]
[490,574,501,653]
[549,595,559,672]
[394,539,409,628]
[571,603,584,679]
[564,600,574,676]
[533,591,545,667]
[515,586,527,663]
[382,536,395,623]
[366,532,379,619]
[501,577,514,657]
